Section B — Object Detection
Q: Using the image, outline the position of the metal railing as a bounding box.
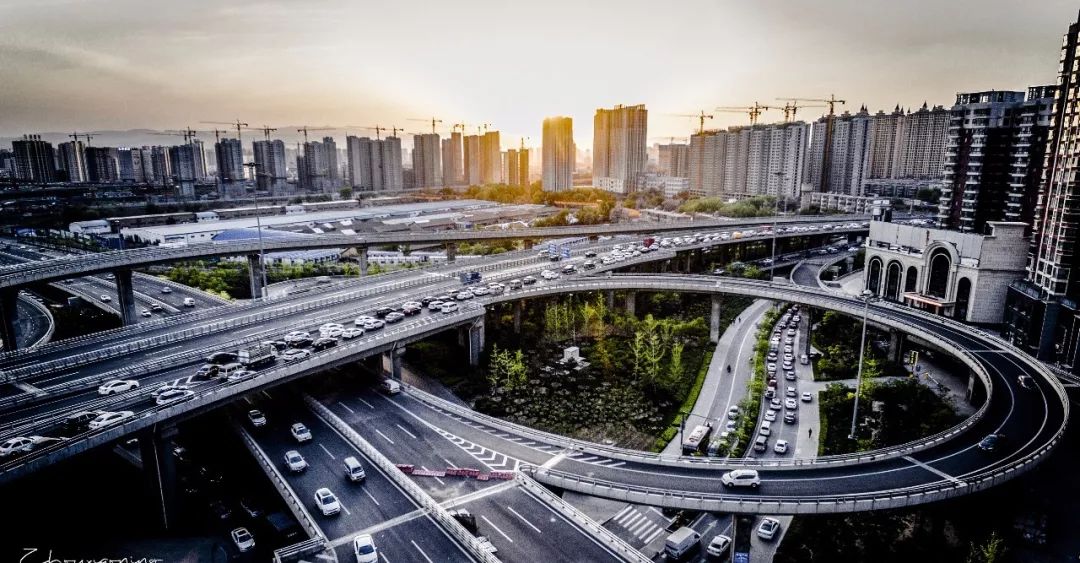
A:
[304,393,501,563]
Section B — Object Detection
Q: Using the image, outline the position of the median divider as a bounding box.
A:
[303,393,502,563]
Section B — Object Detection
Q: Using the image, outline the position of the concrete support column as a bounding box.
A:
[246,255,266,300]
[606,290,615,310]
[467,318,485,366]
[114,269,137,325]
[0,289,21,350]
[523,240,534,250]
[358,246,369,277]
[710,294,722,344]
[888,329,903,363]
[383,346,405,380]
[446,243,457,263]
[625,291,636,317]
[139,425,179,531]
[685,251,694,273]
[513,300,523,334]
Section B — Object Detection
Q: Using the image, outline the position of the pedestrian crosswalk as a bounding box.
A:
[606,505,669,545]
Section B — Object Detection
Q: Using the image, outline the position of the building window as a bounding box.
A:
[885,261,903,301]
[867,257,883,295]
[927,250,951,299]
[904,266,918,293]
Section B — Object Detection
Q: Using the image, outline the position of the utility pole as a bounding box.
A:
[243,161,268,299]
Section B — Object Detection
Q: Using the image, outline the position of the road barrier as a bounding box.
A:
[304,393,502,563]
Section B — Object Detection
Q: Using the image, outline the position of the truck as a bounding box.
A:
[238,343,276,370]
[459,271,482,285]
[665,527,701,560]
[681,423,713,455]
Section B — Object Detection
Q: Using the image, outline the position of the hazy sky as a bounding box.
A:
[0,0,1075,147]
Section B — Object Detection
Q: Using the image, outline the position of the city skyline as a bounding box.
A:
[0,0,1074,148]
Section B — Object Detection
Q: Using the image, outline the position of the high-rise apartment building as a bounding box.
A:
[480,131,501,184]
[506,148,529,187]
[57,140,87,183]
[117,147,147,183]
[658,143,690,178]
[441,132,463,186]
[891,103,950,179]
[346,135,403,192]
[463,135,481,185]
[253,139,288,192]
[593,104,648,193]
[806,109,872,195]
[214,138,245,183]
[866,107,904,179]
[12,135,56,183]
[85,147,120,183]
[411,133,442,188]
[322,137,339,183]
[542,116,574,192]
[938,88,1055,233]
[1004,12,1080,372]
[690,122,808,198]
[688,131,727,196]
[150,146,171,186]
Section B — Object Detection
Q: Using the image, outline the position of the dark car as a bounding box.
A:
[385,312,405,324]
[522,276,538,285]
[263,340,288,351]
[289,336,314,348]
[375,307,393,318]
[420,296,436,306]
[209,500,233,521]
[206,351,239,365]
[312,337,337,351]
[62,410,104,433]
[402,304,422,315]
[979,433,1002,452]
[584,250,597,258]
[193,364,220,381]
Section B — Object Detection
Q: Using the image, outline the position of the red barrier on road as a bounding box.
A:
[395,464,415,474]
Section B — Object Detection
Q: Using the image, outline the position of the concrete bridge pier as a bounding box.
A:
[139,424,179,531]
[888,329,903,363]
[246,255,266,300]
[446,243,457,263]
[710,294,723,343]
[383,346,405,380]
[606,290,615,310]
[465,317,485,366]
[513,300,523,334]
[0,289,21,350]
[625,291,636,317]
[358,246,369,276]
[114,269,138,325]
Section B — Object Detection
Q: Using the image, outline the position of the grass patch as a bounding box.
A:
[652,349,714,452]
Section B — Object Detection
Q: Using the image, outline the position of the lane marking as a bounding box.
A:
[480,515,514,543]
[410,540,435,563]
[357,397,376,409]
[339,500,352,516]
[608,504,634,525]
[505,505,543,534]
[363,487,381,506]
[540,452,565,470]
[643,526,665,544]
[373,429,395,444]
[420,466,445,486]
[395,424,419,440]
[339,402,355,414]
[318,443,336,460]
[903,455,965,485]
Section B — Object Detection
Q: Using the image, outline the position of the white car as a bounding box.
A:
[540,270,560,280]
[284,331,311,344]
[455,291,473,301]
[98,379,139,396]
[248,409,267,427]
[362,320,385,331]
[801,392,814,403]
[155,389,195,406]
[152,382,189,397]
[161,287,172,294]
[706,534,732,558]
[319,322,344,333]
[291,423,312,443]
[773,439,789,455]
[140,309,152,318]
[0,436,38,457]
[785,398,798,410]
[342,327,364,339]
[282,349,311,362]
[352,534,378,563]
[88,411,135,430]
[284,450,308,472]
[441,302,460,313]
[721,469,760,488]
[471,286,490,296]
[757,517,781,540]
[231,527,255,552]
[354,315,375,325]
[763,410,776,422]
[99,295,112,302]
[314,488,341,516]
[320,326,344,338]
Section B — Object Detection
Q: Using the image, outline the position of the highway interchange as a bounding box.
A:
[0,216,1069,562]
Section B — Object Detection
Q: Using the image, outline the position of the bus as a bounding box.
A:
[682,423,713,455]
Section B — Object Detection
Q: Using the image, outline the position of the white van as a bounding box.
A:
[800,353,809,365]
[664,527,701,560]
[381,379,401,395]
[217,362,243,379]
[183,297,196,307]
[344,456,366,482]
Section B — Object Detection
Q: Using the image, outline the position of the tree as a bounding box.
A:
[966,532,1005,563]
[667,342,685,390]
[339,187,353,200]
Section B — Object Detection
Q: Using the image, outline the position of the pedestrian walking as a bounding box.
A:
[808,427,813,439]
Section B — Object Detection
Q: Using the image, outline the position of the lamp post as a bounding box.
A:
[849,289,876,440]
[243,162,268,300]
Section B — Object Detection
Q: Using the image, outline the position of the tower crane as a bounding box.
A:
[774,101,827,122]
[356,126,385,140]
[201,120,248,140]
[780,95,846,191]
[668,111,714,134]
[408,117,443,134]
[715,102,774,125]
[244,125,277,141]
[389,126,407,138]
[476,123,491,135]
[451,123,469,134]
[294,126,336,143]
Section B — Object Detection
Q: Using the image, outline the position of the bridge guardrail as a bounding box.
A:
[514,471,651,563]
[304,393,501,563]
[236,425,329,559]
[22,293,54,349]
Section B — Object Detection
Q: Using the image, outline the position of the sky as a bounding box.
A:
[0,0,1076,148]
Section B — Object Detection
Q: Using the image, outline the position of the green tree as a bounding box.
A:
[966,531,1005,563]
[339,187,354,200]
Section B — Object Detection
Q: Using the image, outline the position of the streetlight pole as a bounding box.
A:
[243,162,268,300]
[849,289,874,440]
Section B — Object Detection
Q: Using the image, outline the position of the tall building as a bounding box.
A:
[85,147,119,183]
[891,103,950,179]
[691,122,808,198]
[593,104,648,193]
[57,140,87,183]
[168,143,203,197]
[506,148,529,187]
[480,131,501,184]
[117,147,147,183]
[441,132,463,186]
[191,139,208,181]
[1004,12,1080,372]
[253,139,288,192]
[806,109,872,195]
[214,138,245,183]
[346,135,403,192]
[938,88,1055,233]
[12,135,55,183]
[866,107,904,179]
[542,116,574,191]
[688,131,727,196]
[322,137,339,183]
[411,133,442,188]
[658,143,690,178]
[463,135,481,185]
[150,146,171,186]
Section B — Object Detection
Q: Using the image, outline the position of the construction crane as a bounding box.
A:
[519,137,529,151]
[669,111,714,134]
[295,126,336,143]
[715,102,774,125]
[476,123,492,135]
[781,95,846,191]
[357,126,385,140]
[68,131,97,146]
[389,126,407,138]
[451,123,469,135]
[151,128,200,143]
[245,125,277,141]
[774,100,827,122]
[409,117,443,134]
[201,120,248,140]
